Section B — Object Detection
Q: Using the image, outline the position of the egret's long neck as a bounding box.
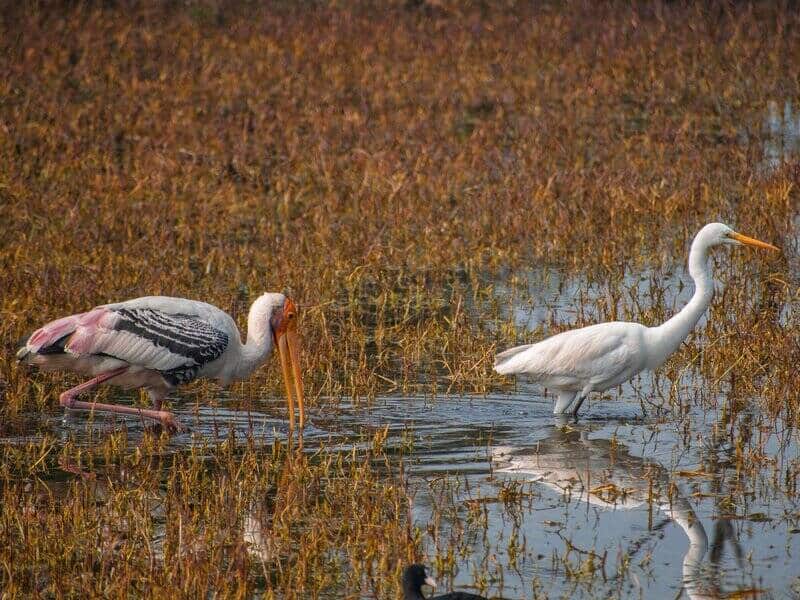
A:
[658,492,708,599]
[646,238,715,368]
[234,306,274,380]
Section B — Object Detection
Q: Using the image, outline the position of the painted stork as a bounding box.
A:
[17,292,305,431]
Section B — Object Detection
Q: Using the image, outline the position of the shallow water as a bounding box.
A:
[384,395,800,599]
[8,255,798,599]
[42,393,800,598]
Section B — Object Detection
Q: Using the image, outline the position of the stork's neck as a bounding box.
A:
[233,306,274,380]
[646,237,715,368]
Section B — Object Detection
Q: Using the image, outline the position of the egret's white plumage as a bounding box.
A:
[494,223,778,416]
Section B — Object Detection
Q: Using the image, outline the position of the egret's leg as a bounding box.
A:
[553,414,571,427]
[571,395,587,416]
[571,386,593,416]
[59,368,181,431]
[553,391,577,414]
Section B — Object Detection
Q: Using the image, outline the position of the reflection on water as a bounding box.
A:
[398,397,799,599]
[492,426,714,599]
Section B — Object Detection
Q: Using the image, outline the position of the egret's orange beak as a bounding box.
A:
[272,297,305,430]
[729,231,780,252]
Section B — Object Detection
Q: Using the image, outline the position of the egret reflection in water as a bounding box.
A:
[491,423,746,599]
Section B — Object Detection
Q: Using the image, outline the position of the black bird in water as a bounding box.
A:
[402,564,489,600]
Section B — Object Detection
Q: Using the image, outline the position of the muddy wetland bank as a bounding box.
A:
[2,2,800,598]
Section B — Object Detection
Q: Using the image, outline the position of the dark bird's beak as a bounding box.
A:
[272,297,305,430]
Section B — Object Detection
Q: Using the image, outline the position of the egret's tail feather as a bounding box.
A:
[494,343,533,375]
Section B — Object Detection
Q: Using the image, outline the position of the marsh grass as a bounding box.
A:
[1,430,423,598]
[1,0,799,597]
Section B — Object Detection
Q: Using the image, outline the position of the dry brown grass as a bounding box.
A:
[1,1,798,411]
[0,1,799,597]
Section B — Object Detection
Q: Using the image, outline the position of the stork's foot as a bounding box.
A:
[60,392,76,409]
[156,411,185,433]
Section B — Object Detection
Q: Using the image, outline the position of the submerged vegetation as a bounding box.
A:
[0,1,799,597]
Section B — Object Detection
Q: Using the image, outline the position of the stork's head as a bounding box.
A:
[268,294,298,344]
[253,292,305,429]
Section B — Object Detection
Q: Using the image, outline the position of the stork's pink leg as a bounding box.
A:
[59,367,181,431]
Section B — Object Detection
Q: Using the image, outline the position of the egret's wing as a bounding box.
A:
[494,342,536,373]
[495,324,637,385]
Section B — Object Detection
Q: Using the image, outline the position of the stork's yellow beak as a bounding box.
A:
[729,232,779,252]
[274,298,305,430]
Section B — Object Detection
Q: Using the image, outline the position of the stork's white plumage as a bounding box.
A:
[17,292,305,431]
[494,223,778,416]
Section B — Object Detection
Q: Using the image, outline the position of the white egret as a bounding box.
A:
[494,223,778,415]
